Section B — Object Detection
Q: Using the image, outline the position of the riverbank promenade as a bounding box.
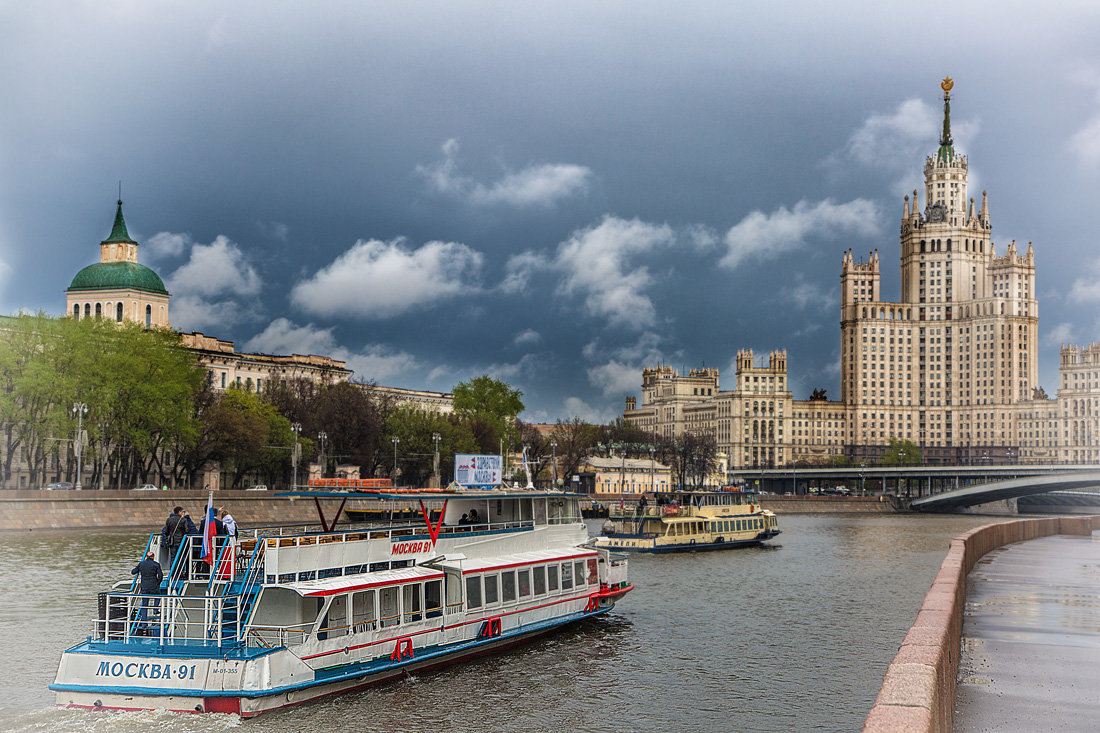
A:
[954,533,1100,731]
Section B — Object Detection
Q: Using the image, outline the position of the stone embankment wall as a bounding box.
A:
[761,495,903,513]
[863,514,1100,732]
[0,490,379,531]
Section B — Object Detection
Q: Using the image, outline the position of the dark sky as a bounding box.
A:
[3,2,1100,421]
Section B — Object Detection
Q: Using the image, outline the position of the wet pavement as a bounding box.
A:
[956,533,1100,732]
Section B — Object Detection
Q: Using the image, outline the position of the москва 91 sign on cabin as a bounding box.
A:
[454,454,502,488]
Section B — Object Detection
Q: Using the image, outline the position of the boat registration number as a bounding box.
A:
[95,661,198,681]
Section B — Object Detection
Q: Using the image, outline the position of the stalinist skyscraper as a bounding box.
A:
[624,78,1086,469]
[839,77,1038,462]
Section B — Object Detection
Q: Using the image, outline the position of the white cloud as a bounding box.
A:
[721,198,879,270]
[166,235,261,297]
[513,329,541,346]
[245,318,417,381]
[1044,321,1075,347]
[562,396,617,424]
[777,273,835,312]
[291,237,483,319]
[159,234,263,330]
[828,97,980,194]
[146,231,189,259]
[418,138,592,207]
[584,332,668,396]
[1068,259,1100,304]
[587,360,641,397]
[500,250,550,294]
[508,216,675,328]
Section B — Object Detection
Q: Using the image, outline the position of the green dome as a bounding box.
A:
[67,261,169,295]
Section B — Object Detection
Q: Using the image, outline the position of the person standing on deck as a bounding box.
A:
[131,551,163,634]
[163,506,196,575]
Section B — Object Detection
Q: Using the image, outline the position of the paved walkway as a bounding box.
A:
[955,533,1100,732]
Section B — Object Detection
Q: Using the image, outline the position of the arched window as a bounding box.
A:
[72,304,79,318]
[116,302,123,322]
[95,303,102,318]
[84,303,91,317]
[946,239,951,251]
[145,304,152,329]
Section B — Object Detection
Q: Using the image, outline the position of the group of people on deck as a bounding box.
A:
[155,505,239,578]
[457,509,484,526]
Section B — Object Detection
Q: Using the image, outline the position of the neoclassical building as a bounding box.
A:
[625,79,1099,468]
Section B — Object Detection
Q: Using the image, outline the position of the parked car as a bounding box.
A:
[44,482,75,490]
[246,484,269,491]
[132,484,159,491]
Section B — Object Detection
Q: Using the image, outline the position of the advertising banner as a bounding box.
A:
[454,454,503,488]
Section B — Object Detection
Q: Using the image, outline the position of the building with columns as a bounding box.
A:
[624,78,1098,469]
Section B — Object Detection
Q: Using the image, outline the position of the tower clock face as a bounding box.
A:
[926,202,946,222]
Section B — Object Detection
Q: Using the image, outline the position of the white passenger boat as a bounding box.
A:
[51,488,632,717]
[594,488,780,553]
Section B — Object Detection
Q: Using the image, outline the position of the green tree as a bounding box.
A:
[549,417,601,483]
[452,375,524,451]
[880,437,922,466]
[386,406,478,487]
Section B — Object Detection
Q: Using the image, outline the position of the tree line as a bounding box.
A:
[0,314,722,490]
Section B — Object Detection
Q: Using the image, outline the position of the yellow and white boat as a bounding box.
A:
[594,488,780,553]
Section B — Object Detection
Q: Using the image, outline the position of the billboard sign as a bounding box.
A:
[454,454,503,488]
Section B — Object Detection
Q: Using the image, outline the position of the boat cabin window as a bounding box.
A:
[518,569,531,597]
[587,558,598,584]
[560,563,573,590]
[445,568,463,613]
[465,576,482,609]
[533,565,546,595]
[332,594,349,637]
[425,580,443,618]
[352,590,376,632]
[380,587,400,627]
[547,564,559,591]
[574,562,586,588]
[534,500,547,525]
[484,574,499,605]
[403,584,423,623]
[502,571,517,602]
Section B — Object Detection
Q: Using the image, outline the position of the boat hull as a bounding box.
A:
[596,530,781,553]
[53,605,616,718]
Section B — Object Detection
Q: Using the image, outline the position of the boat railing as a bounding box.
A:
[95,591,251,646]
[255,519,536,551]
[609,504,693,519]
[161,535,260,591]
[246,622,312,648]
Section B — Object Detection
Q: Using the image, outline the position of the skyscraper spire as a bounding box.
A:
[937,76,955,162]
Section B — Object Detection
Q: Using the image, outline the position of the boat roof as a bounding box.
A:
[285,565,445,597]
[456,547,598,574]
[275,489,588,500]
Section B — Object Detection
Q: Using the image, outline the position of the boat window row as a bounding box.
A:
[318,579,444,640]
[710,518,764,532]
[465,559,596,610]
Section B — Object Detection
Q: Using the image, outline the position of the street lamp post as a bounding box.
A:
[432,432,441,488]
[649,446,655,495]
[71,402,87,490]
[291,423,301,488]
[392,436,400,485]
[317,432,327,478]
[549,440,558,488]
[860,461,866,496]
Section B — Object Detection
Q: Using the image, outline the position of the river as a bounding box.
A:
[0,513,996,732]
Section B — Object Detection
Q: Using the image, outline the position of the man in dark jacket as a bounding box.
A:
[163,506,197,578]
[131,551,163,635]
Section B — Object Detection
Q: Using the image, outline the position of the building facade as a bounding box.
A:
[625,79,1099,469]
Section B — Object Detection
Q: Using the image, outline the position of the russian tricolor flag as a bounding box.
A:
[201,493,217,565]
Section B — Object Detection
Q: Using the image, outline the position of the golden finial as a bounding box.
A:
[941,76,954,99]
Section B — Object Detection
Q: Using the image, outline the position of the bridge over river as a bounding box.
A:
[731,464,1100,512]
